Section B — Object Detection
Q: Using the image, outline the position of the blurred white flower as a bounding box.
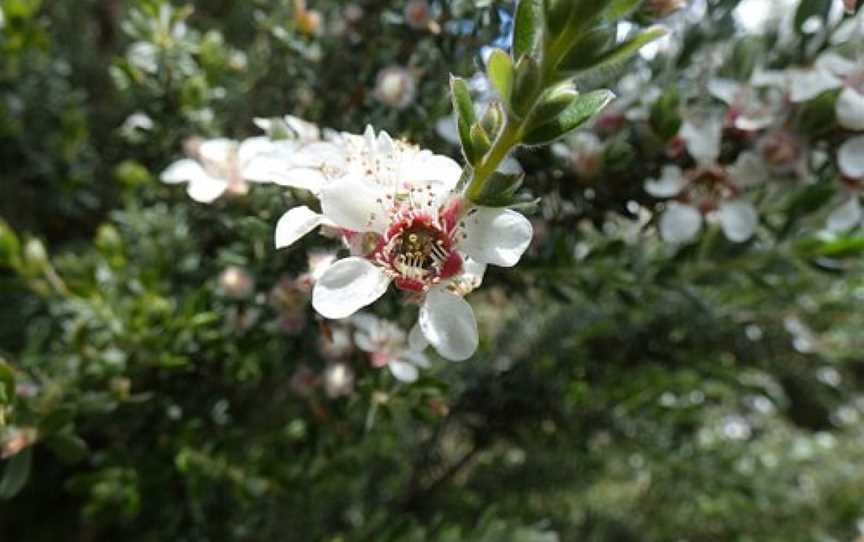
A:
[646,138,766,244]
[351,313,430,382]
[218,266,255,299]
[786,52,864,131]
[161,137,276,203]
[374,65,418,110]
[323,363,354,398]
[826,136,864,232]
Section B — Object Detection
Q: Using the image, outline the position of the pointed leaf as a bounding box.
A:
[511,55,543,118]
[513,0,546,61]
[558,26,668,76]
[523,89,615,145]
[487,49,514,102]
[0,448,32,499]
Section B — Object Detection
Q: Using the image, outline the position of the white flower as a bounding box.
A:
[160,137,275,203]
[323,363,354,398]
[645,151,765,244]
[272,126,531,361]
[374,66,418,110]
[680,115,723,166]
[787,52,864,131]
[826,135,864,232]
[352,313,430,382]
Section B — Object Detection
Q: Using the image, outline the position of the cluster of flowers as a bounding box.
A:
[553,6,864,245]
[161,115,532,369]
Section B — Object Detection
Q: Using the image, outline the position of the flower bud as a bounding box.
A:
[218,266,254,299]
[374,66,417,110]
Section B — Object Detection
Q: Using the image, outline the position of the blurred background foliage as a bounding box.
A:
[2,0,864,540]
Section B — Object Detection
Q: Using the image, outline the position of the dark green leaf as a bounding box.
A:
[649,87,682,141]
[513,0,546,61]
[0,448,32,499]
[512,55,543,118]
[523,89,615,145]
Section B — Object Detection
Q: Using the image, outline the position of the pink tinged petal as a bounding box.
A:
[186,178,228,203]
[460,208,533,267]
[408,322,429,351]
[312,257,391,319]
[275,206,324,249]
[681,117,722,166]
[644,165,687,198]
[161,159,208,184]
[321,175,389,232]
[659,203,703,244]
[838,136,864,179]
[788,69,842,103]
[388,360,419,383]
[419,289,478,362]
[836,88,864,131]
[718,200,758,242]
[827,197,862,232]
[198,138,235,164]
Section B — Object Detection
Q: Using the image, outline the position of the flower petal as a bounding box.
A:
[388,360,419,383]
[321,175,389,232]
[460,208,533,267]
[186,178,228,203]
[788,68,842,103]
[718,199,758,242]
[237,136,274,166]
[838,136,864,179]
[836,87,864,131]
[681,117,722,166]
[312,257,391,319]
[275,206,324,249]
[644,165,687,198]
[707,78,741,105]
[419,289,478,362]
[408,322,429,352]
[728,151,768,188]
[827,197,863,232]
[161,159,208,185]
[659,203,703,244]
[199,138,235,164]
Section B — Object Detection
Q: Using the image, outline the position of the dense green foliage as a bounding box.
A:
[2,0,864,540]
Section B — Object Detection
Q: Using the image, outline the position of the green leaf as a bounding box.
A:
[513,0,546,61]
[511,55,543,118]
[0,218,21,270]
[479,102,505,140]
[46,433,89,465]
[450,76,478,164]
[796,90,838,136]
[529,84,580,127]
[470,123,492,158]
[472,158,525,207]
[556,26,616,72]
[0,358,14,406]
[794,0,833,32]
[649,87,682,141]
[487,49,514,103]
[796,235,864,259]
[604,0,644,21]
[0,448,32,499]
[523,89,615,145]
[545,0,577,39]
[558,26,668,76]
